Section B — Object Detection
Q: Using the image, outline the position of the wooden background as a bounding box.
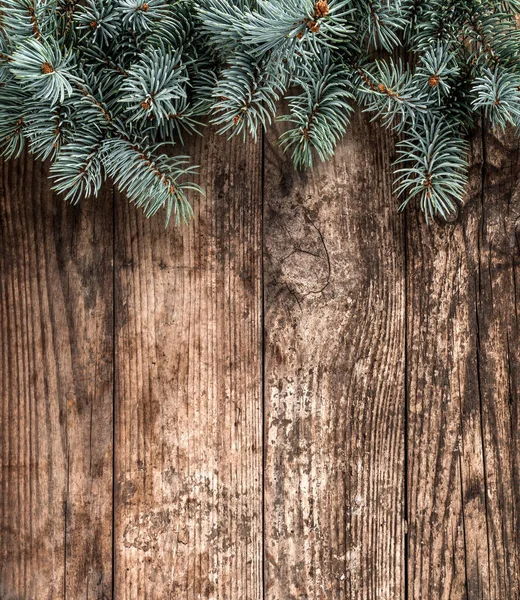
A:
[1,113,519,599]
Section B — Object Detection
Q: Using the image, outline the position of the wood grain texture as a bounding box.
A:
[0,155,114,599]
[113,131,263,599]
[472,127,520,599]
[406,126,520,600]
[263,112,406,600]
[1,116,519,600]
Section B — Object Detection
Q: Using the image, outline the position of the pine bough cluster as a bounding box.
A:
[0,0,213,222]
[1,0,520,223]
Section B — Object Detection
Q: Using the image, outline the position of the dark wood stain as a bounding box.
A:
[0,115,519,599]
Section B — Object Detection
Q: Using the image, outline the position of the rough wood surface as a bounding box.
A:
[406,127,520,600]
[113,131,263,599]
[263,112,406,600]
[0,117,519,600]
[0,155,114,599]
[476,128,520,599]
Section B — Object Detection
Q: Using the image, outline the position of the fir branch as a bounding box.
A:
[394,116,469,221]
[10,38,77,105]
[415,42,460,103]
[211,50,284,140]
[2,0,520,223]
[472,67,520,129]
[0,0,207,222]
[359,58,429,131]
[50,131,106,203]
[103,137,200,223]
[278,50,353,167]
[119,48,189,123]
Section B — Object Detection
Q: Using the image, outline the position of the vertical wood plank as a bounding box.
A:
[0,155,114,599]
[263,112,406,600]
[474,128,520,599]
[406,135,486,600]
[406,127,520,599]
[114,131,263,599]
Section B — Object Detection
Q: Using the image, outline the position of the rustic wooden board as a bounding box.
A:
[406,126,520,600]
[476,128,520,599]
[0,155,114,599]
[1,117,519,600]
[113,130,263,599]
[263,112,406,599]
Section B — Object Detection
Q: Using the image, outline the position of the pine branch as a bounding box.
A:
[10,38,77,105]
[0,0,208,223]
[2,0,520,223]
[199,0,520,220]
[50,131,106,203]
[358,58,429,131]
[103,137,200,224]
[211,50,285,140]
[394,116,469,221]
[278,49,353,167]
[472,67,520,129]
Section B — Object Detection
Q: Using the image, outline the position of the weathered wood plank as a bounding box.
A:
[406,135,486,600]
[1,115,518,600]
[406,126,520,599]
[0,154,114,599]
[474,128,520,599]
[113,131,263,599]
[263,112,406,599]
